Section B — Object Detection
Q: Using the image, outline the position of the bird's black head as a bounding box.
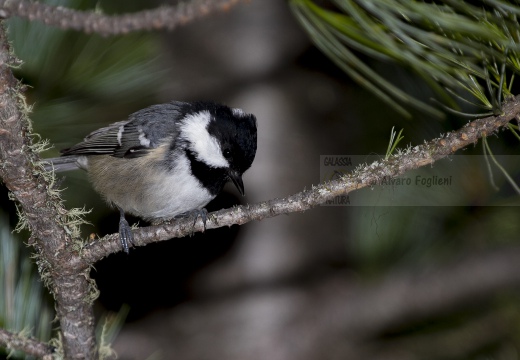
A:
[180,101,257,196]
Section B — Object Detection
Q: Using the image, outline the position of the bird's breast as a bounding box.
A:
[86,151,215,221]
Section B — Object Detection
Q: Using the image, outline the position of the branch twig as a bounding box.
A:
[0,0,245,35]
[0,329,53,359]
[79,94,520,264]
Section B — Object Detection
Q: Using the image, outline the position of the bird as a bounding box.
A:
[45,101,258,253]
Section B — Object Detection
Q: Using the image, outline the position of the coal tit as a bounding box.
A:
[47,101,257,253]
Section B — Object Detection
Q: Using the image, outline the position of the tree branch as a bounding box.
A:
[0,329,54,359]
[0,22,97,359]
[0,0,245,35]
[79,94,520,264]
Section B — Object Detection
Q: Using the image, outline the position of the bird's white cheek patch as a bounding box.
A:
[180,110,229,168]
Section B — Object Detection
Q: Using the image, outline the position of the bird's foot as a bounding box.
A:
[175,208,209,235]
[117,206,133,254]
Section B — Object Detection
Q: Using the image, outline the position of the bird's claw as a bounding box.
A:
[192,208,208,231]
[176,208,208,235]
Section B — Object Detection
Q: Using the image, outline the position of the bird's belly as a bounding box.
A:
[87,154,215,221]
[127,170,214,221]
[142,178,214,220]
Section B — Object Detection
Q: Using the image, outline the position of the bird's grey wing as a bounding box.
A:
[61,102,184,158]
[60,120,148,158]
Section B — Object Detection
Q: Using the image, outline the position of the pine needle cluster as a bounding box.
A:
[291,0,520,118]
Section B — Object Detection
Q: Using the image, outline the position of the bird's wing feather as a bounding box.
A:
[61,120,152,158]
[61,103,185,158]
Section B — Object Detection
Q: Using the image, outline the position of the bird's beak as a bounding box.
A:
[228,170,245,196]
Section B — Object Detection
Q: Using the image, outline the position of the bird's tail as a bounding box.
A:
[42,155,81,172]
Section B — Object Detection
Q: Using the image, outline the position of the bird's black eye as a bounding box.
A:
[223,149,232,159]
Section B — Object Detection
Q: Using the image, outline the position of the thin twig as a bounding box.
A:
[0,0,246,36]
[0,329,54,359]
[80,94,520,264]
